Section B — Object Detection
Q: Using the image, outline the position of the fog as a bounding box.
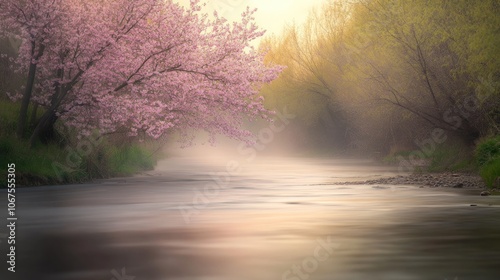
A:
[4,154,500,280]
[1,0,499,279]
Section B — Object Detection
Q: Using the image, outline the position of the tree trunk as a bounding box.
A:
[30,102,38,128]
[16,61,38,139]
[39,113,58,144]
[16,42,44,139]
[459,122,480,147]
[29,108,57,147]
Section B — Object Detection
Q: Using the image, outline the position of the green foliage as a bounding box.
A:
[382,141,475,172]
[0,101,19,134]
[0,100,44,136]
[427,142,475,172]
[0,135,75,186]
[0,135,158,187]
[475,136,500,167]
[476,136,500,188]
[107,144,156,176]
[261,0,498,154]
[0,98,159,187]
[480,157,500,188]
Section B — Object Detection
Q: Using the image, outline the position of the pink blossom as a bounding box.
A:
[1,0,282,143]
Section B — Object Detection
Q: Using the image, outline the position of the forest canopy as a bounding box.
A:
[260,0,499,154]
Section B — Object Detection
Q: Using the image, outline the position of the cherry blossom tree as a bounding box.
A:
[0,0,61,138]
[0,0,282,146]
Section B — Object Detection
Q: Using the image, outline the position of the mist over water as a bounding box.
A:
[1,0,498,279]
[3,148,500,280]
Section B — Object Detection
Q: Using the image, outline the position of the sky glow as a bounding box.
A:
[178,0,327,42]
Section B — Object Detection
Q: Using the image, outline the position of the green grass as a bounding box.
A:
[107,143,157,176]
[475,135,500,166]
[382,140,475,172]
[0,131,159,187]
[0,99,44,136]
[479,157,500,188]
[0,99,160,187]
[0,135,79,186]
[426,142,475,172]
[0,100,67,186]
[476,135,500,188]
[0,100,22,135]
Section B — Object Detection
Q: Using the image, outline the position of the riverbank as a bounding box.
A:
[330,172,499,194]
[7,155,500,280]
[0,99,164,188]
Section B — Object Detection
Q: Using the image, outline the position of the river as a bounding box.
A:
[2,155,500,280]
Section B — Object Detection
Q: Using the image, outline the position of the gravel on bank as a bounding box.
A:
[330,172,489,190]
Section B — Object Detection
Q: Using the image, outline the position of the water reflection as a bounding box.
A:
[2,156,500,280]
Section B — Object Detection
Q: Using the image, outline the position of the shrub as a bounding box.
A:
[427,141,474,172]
[476,136,500,188]
[0,98,159,187]
[107,144,156,176]
[475,135,500,167]
[480,157,500,188]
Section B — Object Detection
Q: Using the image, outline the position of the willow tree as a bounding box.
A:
[260,0,354,149]
[343,0,499,144]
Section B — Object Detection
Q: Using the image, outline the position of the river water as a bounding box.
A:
[2,155,500,280]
